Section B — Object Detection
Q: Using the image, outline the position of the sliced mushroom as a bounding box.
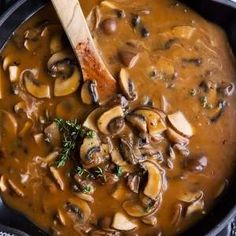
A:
[171,26,196,40]
[50,33,63,54]
[112,212,137,231]
[9,65,20,82]
[119,68,137,101]
[119,138,144,165]
[178,191,203,203]
[22,69,50,99]
[142,161,162,200]
[8,179,24,197]
[47,51,74,78]
[97,105,124,135]
[2,56,14,71]
[166,128,189,145]
[44,122,61,147]
[81,80,99,105]
[134,108,167,137]
[168,111,194,137]
[83,108,103,132]
[34,151,59,166]
[54,66,81,97]
[14,101,26,114]
[66,197,91,224]
[186,199,204,216]
[111,148,129,167]
[0,110,18,142]
[126,113,147,133]
[123,199,157,217]
[80,134,102,168]
[218,82,235,97]
[49,166,65,191]
[100,18,118,35]
[127,174,140,194]
[24,39,40,52]
[0,175,7,192]
[75,192,94,203]
[56,209,67,226]
[142,215,157,226]
[119,49,139,68]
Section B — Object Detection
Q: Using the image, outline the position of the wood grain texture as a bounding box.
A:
[51,0,117,102]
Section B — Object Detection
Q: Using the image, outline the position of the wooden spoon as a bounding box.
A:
[51,0,117,103]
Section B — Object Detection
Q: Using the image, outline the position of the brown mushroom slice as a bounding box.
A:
[119,68,137,100]
[83,108,103,132]
[80,134,102,168]
[54,66,81,97]
[112,212,137,231]
[81,80,99,104]
[111,148,128,167]
[9,65,20,82]
[44,122,61,147]
[142,215,157,226]
[166,128,189,145]
[178,191,203,203]
[2,56,14,71]
[97,105,124,135]
[14,101,26,114]
[142,161,162,200]
[8,179,24,197]
[0,110,18,142]
[186,199,204,216]
[119,49,140,68]
[24,39,40,51]
[49,166,65,191]
[100,1,118,9]
[75,192,94,203]
[126,113,147,133]
[22,69,50,99]
[66,197,91,223]
[0,175,7,192]
[134,109,167,137]
[168,111,194,137]
[56,209,67,226]
[171,26,196,40]
[123,199,156,217]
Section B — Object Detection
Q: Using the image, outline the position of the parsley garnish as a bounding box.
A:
[115,166,123,177]
[54,118,96,167]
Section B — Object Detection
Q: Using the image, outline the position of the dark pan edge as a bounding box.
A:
[0,0,236,236]
[0,0,47,51]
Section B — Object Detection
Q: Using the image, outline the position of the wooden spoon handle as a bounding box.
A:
[51,0,117,103]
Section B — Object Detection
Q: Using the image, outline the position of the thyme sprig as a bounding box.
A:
[54,118,95,168]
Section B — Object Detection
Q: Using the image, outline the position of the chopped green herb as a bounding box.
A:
[200,96,208,108]
[94,167,106,181]
[115,166,123,177]
[75,166,93,179]
[81,184,92,194]
[54,118,96,168]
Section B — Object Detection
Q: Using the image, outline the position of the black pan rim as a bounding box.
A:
[0,0,236,236]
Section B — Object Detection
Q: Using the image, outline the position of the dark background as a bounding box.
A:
[0,0,236,235]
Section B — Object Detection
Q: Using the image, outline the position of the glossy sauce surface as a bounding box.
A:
[0,0,236,235]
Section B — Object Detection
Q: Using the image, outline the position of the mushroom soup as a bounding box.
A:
[0,0,236,235]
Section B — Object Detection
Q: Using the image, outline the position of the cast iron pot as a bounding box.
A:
[0,0,236,235]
